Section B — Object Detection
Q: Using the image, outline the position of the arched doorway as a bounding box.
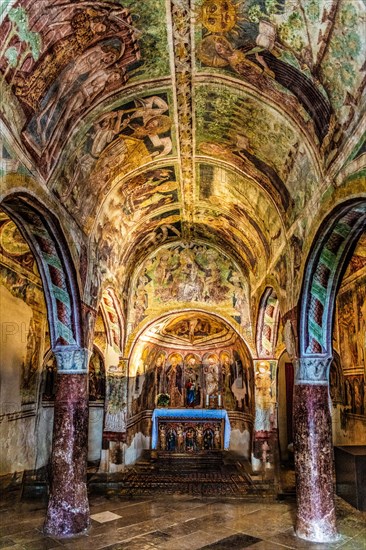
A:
[1,194,91,537]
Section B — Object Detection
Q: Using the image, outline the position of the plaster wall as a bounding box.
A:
[0,284,42,475]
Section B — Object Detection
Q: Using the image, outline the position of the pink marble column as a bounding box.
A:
[293,357,338,543]
[44,365,90,536]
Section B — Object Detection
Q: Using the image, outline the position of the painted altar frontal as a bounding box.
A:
[152,409,231,452]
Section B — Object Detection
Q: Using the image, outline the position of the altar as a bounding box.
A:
[151,409,231,452]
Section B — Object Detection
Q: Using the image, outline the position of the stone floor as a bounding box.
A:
[0,491,365,550]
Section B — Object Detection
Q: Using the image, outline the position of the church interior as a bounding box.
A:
[0,0,365,547]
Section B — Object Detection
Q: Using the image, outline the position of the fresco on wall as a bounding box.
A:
[0,214,46,405]
[53,94,175,223]
[129,335,253,417]
[162,315,230,345]
[253,359,277,468]
[89,349,106,402]
[104,366,128,433]
[42,353,57,402]
[129,242,252,337]
[93,309,108,355]
[333,233,366,423]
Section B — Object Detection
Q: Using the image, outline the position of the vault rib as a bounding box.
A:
[168,0,195,240]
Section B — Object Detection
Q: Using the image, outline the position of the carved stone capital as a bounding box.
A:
[295,356,332,385]
[53,346,91,374]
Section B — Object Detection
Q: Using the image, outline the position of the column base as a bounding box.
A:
[44,493,90,538]
[296,517,339,543]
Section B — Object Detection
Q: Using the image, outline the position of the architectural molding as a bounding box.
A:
[294,356,332,385]
[53,346,91,374]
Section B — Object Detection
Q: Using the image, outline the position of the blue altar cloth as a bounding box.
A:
[151,408,231,449]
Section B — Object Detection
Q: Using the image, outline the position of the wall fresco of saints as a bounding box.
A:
[128,340,253,417]
[333,232,366,418]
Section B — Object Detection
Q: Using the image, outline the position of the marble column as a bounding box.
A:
[293,357,338,543]
[44,347,91,538]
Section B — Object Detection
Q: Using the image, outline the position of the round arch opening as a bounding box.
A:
[126,310,255,462]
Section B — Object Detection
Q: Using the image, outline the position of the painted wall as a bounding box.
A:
[125,327,254,463]
[331,233,366,446]
[0,216,47,475]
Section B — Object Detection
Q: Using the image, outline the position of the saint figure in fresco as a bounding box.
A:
[167,429,176,452]
[166,354,183,407]
[221,352,236,410]
[203,429,213,450]
[185,378,196,407]
[205,355,219,398]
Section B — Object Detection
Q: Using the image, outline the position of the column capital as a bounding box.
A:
[53,346,91,374]
[294,356,332,385]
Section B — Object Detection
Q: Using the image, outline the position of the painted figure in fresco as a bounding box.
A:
[184,354,202,408]
[45,65,123,162]
[167,429,176,452]
[185,427,196,452]
[35,43,123,144]
[353,379,364,415]
[13,8,113,110]
[89,351,106,401]
[339,301,358,369]
[127,96,172,157]
[159,424,167,450]
[185,378,196,407]
[175,251,204,302]
[43,356,57,400]
[357,294,366,367]
[205,355,219,398]
[166,354,183,407]
[255,362,272,407]
[196,424,204,451]
[155,353,166,395]
[177,425,184,452]
[221,352,236,410]
[345,379,353,409]
[21,317,40,400]
[214,424,221,449]
[203,429,213,450]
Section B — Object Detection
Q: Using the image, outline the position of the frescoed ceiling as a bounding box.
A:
[0,0,365,308]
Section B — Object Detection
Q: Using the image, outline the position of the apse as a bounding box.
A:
[123,311,254,464]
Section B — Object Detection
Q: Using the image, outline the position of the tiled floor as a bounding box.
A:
[0,492,365,550]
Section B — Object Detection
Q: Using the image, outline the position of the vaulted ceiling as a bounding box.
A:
[1,0,365,310]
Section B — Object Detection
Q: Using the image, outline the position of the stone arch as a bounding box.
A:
[1,193,84,354]
[293,198,366,543]
[300,198,366,360]
[256,286,280,358]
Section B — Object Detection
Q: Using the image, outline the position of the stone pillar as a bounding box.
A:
[44,346,91,538]
[293,356,338,543]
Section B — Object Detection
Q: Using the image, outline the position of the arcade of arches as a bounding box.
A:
[0,0,365,545]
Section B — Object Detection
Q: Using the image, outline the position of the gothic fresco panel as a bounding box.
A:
[128,336,253,417]
[129,242,252,339]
